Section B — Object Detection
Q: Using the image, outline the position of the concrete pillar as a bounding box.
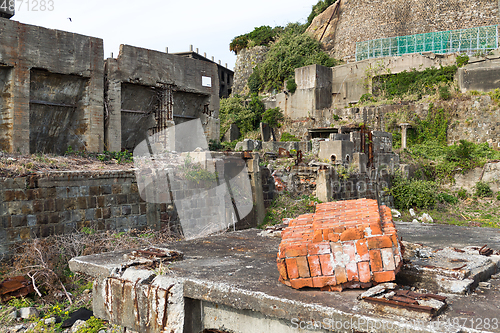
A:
[247,153,265,227]
[104,59,122,152]
[400,123,411,149]
[189,45,193,52]
[317,168,332,203]
[11,65,30,154]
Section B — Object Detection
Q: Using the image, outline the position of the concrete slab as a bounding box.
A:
[71,227,500,332]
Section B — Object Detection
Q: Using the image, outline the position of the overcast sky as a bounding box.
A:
[13,0,319,70]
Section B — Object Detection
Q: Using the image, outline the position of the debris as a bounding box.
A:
[69,319,87,333]
[391,209,401,218]
[412,219,420,224]
[44,317,57,325]
[62,308,93,328]
[479,245,494,256]
[478,282,491,289]
[419,213,433,223]
[0,276,35,302]
[278,147,291,158]
[358,283,398,300]
[409,208,416,217]
[491,273,500,279]
[19,307,39,319]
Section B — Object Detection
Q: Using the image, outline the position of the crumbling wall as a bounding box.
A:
[313,0,499,62]
[105,45,220,152]
[0,170,170,257]
[0,17,104,154]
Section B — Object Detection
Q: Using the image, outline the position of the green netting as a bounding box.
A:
[356,25,498,61]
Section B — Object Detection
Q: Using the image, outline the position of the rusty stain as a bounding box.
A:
[0,276,34,302]
[364,296,436,314]
[278,147,290,158]
[479,245,494,256]
[242,151,252,159]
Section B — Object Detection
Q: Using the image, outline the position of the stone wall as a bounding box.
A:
[0,170,167,256]
[232,46,269,96]
[311,0,499,62]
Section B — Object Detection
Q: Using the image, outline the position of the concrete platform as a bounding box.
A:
[69,224,500,333]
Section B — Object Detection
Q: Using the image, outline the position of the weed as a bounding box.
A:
[280,132,300,142]
[262,192,321,227]
[475,181,493,198]
[457,188,468,200]
[456,53,469,67]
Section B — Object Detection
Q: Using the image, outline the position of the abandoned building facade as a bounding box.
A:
[0,17,221,155]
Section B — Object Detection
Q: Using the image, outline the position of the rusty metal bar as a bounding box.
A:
[30,100,77,108]
[363,296,435,314]
[173,114,196,119]
[121,109,147,114]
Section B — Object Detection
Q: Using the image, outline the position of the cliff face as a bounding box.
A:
[306,0,499,62]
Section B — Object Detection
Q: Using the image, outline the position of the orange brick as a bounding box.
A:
[285,258,299,279]
[334,265,348,284]
[290,278,313,289]
[285,244,307,258]
[380,248,396,271]
[340,227,364,241]
[296,256,311,278]
[369,250,383,272]
[355,239,369,261]
[312,275,336,288]
[367,236,393,249]
[312,229,323,243]
[322,229,331,240]
[277,259,288,280]
[342,242,356,261]
[307,242,331,255]
[346,262,359,282]
[369,225,383,235]
[372,271,396,283]
[328,233,340,242]
[390,234,399,247]
[307,256,322,277]
[358,262,371,283]
[319,254,335,275]
[334,225,345,233]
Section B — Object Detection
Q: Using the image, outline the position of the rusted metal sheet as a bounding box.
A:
[363,296,436,314]
[278,147,290,158]
[0,276,35,302]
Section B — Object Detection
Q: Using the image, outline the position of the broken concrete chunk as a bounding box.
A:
[478,281,491,289]
[358,282,398,299]
[19,307,39,319]
[417,298,445,310]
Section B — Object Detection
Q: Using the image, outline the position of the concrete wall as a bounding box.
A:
[0,170,167,257]
[458,53,500,92]
[105,45,220,152]
[0,17,104,154]
[274,53,458,118]
[309,0,500,62]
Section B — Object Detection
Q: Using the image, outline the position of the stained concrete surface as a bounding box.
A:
[71,224,500,332]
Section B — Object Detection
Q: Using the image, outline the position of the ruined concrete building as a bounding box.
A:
[0,17,221,155]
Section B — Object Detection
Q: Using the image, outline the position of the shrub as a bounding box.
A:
[262,107,285,128]
[230,25,279,54]
[280,132,300,142]
[219,95,266,137]
[497,192,500,200]
[286,76,297,93]
[456,53,469,67]
[254,30,339,92]
[437,192,458,204]
[359,93,375,103]
[439,86,451,100]
[475,181,493,198]
[248,68,263,94]
[389,175,438,209]
[457,188,468,200]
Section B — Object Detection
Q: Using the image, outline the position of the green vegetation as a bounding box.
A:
[181,154,218,184]
[219,94,267,138]
[307,0,337,26]
[262,192,320,227]
[250,29,340,93]
[65,147,133,164]
[262,107,285,128]
[475,181,494,198]
[373,65,457,99]
[389,175,438,209]
[280,132,300,142]
[456,53,469,67]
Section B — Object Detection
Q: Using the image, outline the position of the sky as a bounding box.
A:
[12,0,320,70]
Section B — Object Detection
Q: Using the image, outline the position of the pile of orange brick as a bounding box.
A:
[277,199,403,291]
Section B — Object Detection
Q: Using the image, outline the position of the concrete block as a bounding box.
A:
[318,140,354,164]
[19,307,39,319]
[260,123,272,142]
[223,124,240,142]
[372,131,393,153]
[352,153,367,173]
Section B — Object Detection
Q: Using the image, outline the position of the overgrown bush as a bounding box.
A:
[286,76,297,93]
[475,181,493,198]
[230,25,279,54]
[262,107,285,128]
[437,192,458,204]
[280,132,300,142]
[389,175,438,209]
[457,188,468,200]
[373,66,457,99]
[250,30,340,92]
[456,53,469,67]
[439,86,451,100]
[219,95,266,137]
